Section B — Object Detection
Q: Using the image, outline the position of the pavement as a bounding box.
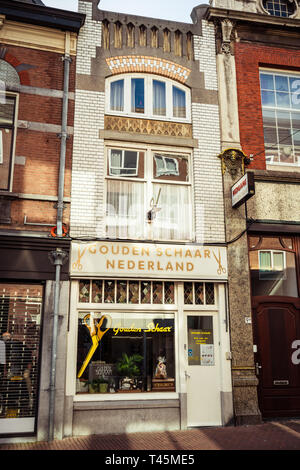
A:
[1,419,300,451]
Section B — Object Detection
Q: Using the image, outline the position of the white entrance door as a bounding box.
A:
[185,312,221,426]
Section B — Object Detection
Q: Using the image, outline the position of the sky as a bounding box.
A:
[43,1,206,23]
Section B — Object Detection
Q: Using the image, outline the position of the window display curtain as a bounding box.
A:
[153,80,166,116]
[152,183,191,240]
[110,80,124,111]
[106,180,145,239]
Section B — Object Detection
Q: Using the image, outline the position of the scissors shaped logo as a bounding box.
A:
[212,249,226,275]
[72,246,87,271]
[77,313,112,378]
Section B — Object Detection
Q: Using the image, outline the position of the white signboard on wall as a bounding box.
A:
[70,241,227,280]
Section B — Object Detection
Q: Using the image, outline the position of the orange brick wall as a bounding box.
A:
[2,45,76,232]
[235,42,300,170]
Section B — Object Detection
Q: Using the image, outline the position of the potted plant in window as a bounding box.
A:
[116,353,143,391]
[98,376,109,393]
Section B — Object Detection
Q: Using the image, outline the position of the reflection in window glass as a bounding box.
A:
[153,80,166,116]
[131,78,144,113]
[110,80,124,111]
[76,312,175,394]
[173,86,186,118]
[187,316,214,366]
[250,250,298,297]
[260,71,300,165]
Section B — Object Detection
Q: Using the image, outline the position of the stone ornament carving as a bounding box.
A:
[220,18,235,55]
[104,115,193,138]
[218,148,251,178]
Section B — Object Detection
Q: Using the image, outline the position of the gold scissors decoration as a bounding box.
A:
[213,249,226,275]
[77,313,112,378]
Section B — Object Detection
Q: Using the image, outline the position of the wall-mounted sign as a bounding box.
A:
[70,241,228,280]
[231,171,255,209]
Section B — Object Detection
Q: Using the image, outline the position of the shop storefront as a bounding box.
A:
[65,241,233,435]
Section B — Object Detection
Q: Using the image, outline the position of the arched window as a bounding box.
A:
[262,0,297,17]
[0,60,20,87]
[105,74,191,122]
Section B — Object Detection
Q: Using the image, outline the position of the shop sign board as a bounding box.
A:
[70,241,228,280]
[231,171,255,209]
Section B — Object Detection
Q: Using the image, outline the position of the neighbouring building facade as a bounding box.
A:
[0,0,84,440]
[206,0,300,423]
[67,0,233,436]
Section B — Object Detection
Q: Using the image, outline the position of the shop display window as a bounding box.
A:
[76,312,175,394]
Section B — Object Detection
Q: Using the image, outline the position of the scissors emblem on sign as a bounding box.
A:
[213,249,226,275]
[72,247,87,271]
[77,313,112,378]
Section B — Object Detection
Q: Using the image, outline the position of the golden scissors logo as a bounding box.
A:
[213,249,226,275]
[77,313,112,378]
[72,247,87,271]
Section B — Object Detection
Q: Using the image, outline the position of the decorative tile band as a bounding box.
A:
[104,115,193,138]
[106,56,191,83]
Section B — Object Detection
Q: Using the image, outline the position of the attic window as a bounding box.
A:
[262,0,296,17]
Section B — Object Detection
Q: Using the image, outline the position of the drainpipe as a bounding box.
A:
[48,32,71,441]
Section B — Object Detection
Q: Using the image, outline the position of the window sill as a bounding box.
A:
[73,392,179,405]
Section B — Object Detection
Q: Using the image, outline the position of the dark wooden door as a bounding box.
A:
[252,296,300,418]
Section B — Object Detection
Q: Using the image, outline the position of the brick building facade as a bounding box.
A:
[0,0,84,440]
[207,0,300,423]
[65,0,233,437]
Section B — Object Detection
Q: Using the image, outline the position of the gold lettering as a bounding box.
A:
[174,248,183,257]
[122,246,129,255]
[106,259,115,269]
[138,260,145,270]
[194,249,202,258]
[157,261,163,271]
[112,245,119,255]
[100,245,109,254]
[165,248,172,257]
[141,247,150,256]
[204,249,210,258]
[148,261,154,270]
[118,260,124,269]
[176,262,184,271]
[166,262,173,271]
[88,244,97,254]
[187,262,194,271]
[185,249,192,257]
[132,246,139,255]
[128,260,135,269]
[156,248,163,256]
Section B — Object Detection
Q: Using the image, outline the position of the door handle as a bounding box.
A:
[255,362,262,375]
[185,371,190,379]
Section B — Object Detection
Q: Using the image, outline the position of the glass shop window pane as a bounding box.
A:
[131,78,144,113]
[262,109,276,127]
[290,78,300,110]
[275,75,289,92]
[261,90,275,106]
[187,316,214,366]
[76,312,175,394]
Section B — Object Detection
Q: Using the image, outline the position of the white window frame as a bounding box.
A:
[104,142,194,242]
[258,250,286,272]
[105,73,191,123]
[108,148,139,176]
[260,68,300,168]
[0,91,18,192]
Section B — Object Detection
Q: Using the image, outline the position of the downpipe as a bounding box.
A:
[48,34,71,441]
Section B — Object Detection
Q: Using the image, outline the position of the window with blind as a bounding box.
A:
[105,146,193,241]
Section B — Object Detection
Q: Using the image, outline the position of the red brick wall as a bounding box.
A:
[235,42,300,170]
[1,45,76,232]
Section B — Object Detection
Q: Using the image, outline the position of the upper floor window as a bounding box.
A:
[106,74,191,122]
[0,92,18,191]
[105,145,193,241]
[260,70,300,166]
[262,0,296,17]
